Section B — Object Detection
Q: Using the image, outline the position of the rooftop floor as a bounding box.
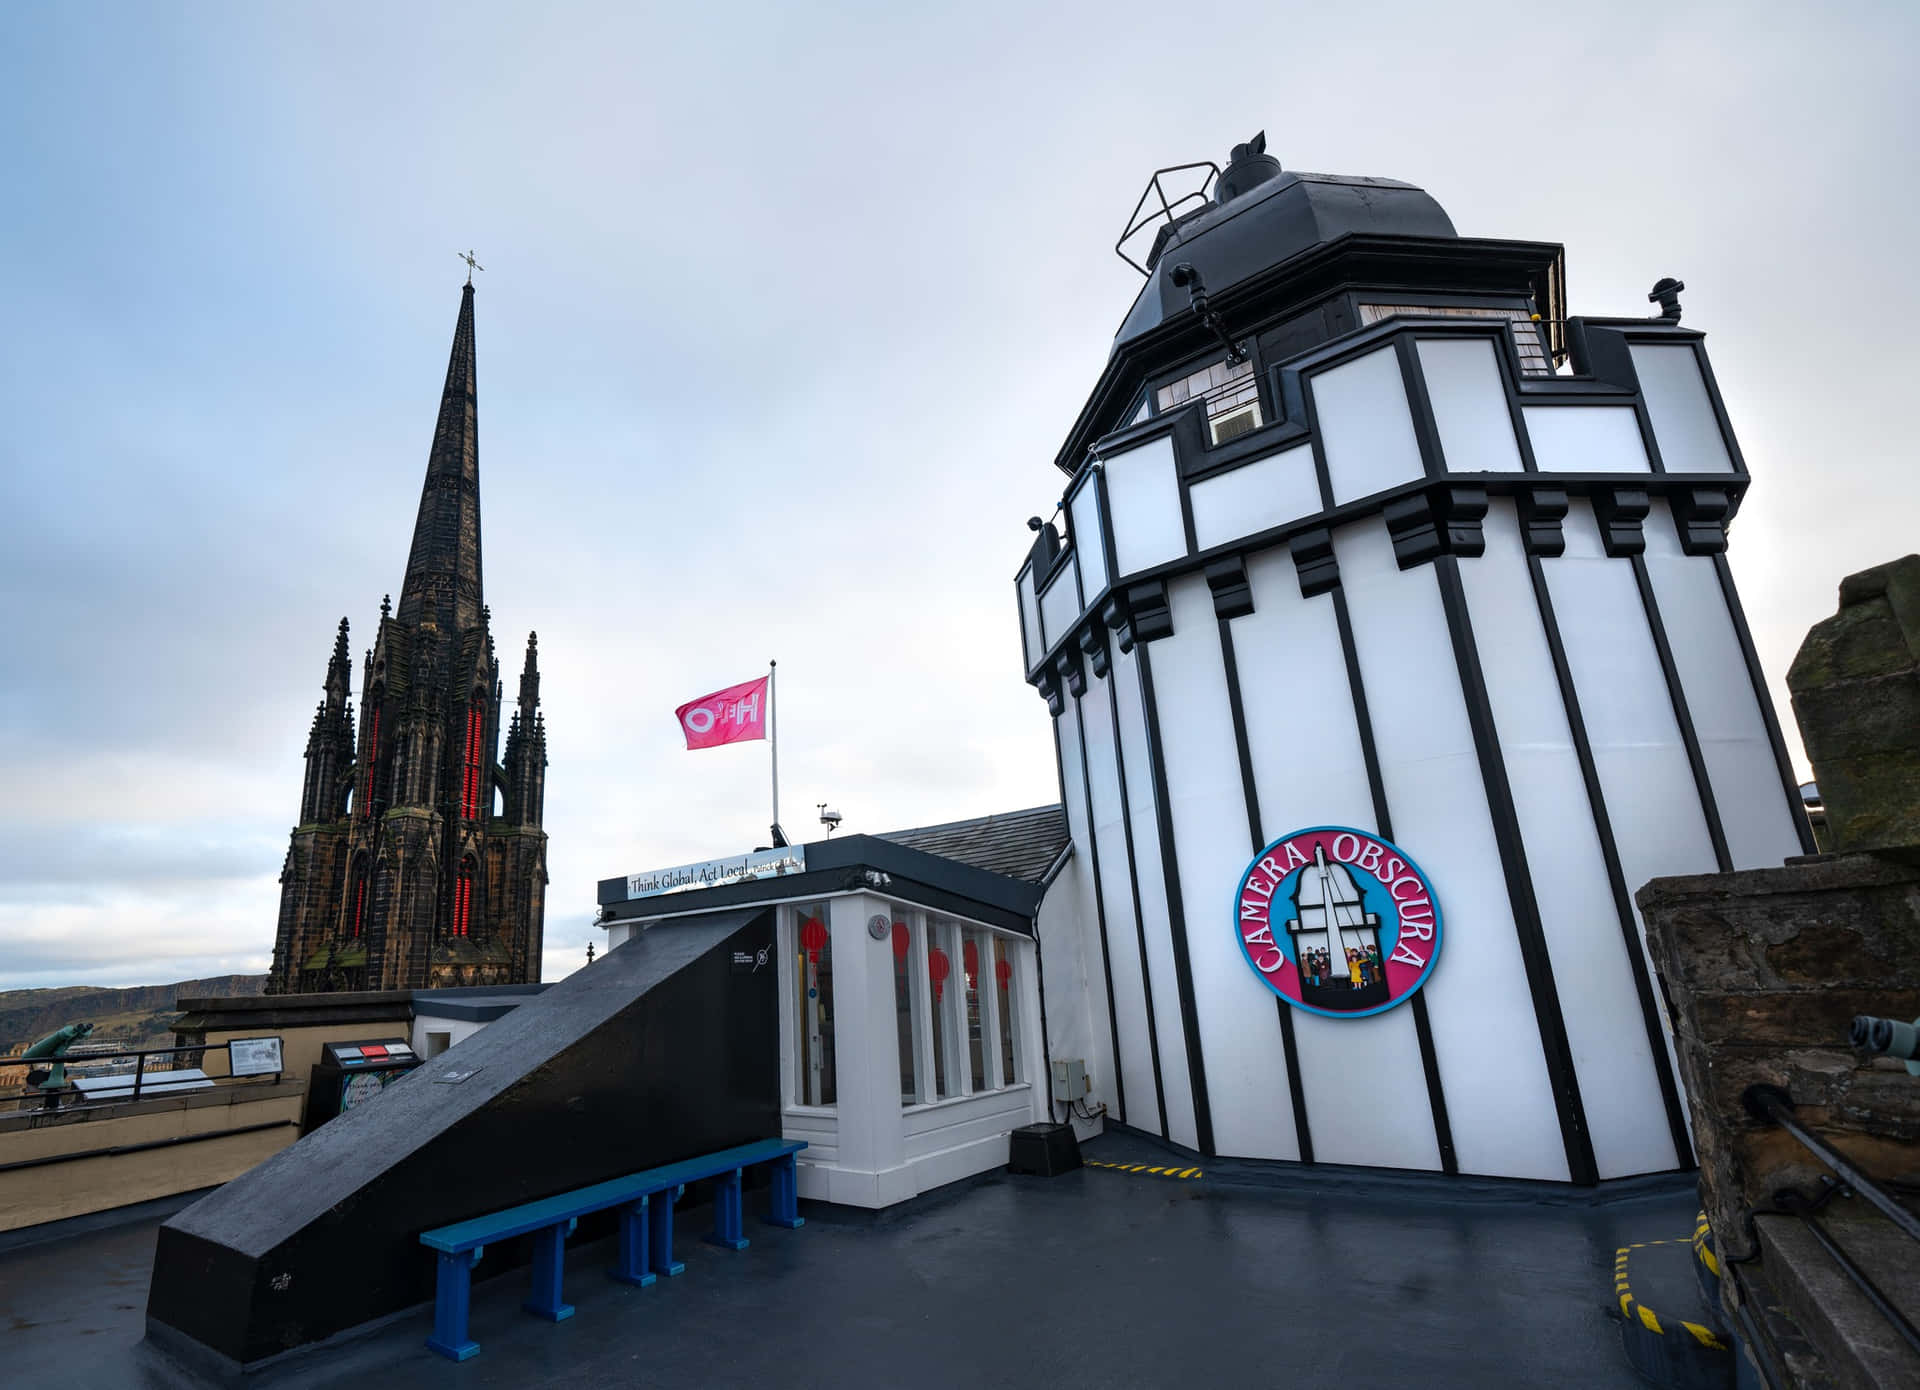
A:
[6,1132,1699,1389]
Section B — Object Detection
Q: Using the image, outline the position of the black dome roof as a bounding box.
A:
[1115,167,1457,349]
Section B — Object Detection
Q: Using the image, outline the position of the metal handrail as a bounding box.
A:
[1741,1082,1920,1362]
[1742,1084,1920,1243]
[3,1038,281,1113]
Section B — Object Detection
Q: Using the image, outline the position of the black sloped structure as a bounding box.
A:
[146,909,777,1369]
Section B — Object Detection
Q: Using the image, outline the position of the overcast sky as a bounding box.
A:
[1,2,1914,993]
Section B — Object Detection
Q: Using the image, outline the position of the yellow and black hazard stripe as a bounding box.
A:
[1691,1211,1722,1282]
[1614,1241,1727,1349]
[1084,1159,1202,1180]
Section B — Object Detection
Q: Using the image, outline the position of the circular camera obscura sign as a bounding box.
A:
[1233,826,1441,1019]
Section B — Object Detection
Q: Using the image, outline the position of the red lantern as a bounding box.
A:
[891,922,909,962]
[962,940,979,988]
[995,958,1012,988]
[800,916,828,964]
[928,946,950,1000]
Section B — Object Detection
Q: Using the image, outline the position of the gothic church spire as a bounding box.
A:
[396,283,483,634]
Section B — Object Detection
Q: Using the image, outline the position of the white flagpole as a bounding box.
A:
[769,659,779,839]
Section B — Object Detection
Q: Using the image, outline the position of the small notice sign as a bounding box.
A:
[624,845,806,901]
[228,1036,284,1077]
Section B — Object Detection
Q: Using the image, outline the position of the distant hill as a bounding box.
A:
[0,974,266,1056]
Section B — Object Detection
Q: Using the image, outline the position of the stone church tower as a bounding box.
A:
[267,283,549,993]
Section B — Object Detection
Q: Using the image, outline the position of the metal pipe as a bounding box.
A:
[1743,1085,1920,1244]
[1791,1205,1920,1359]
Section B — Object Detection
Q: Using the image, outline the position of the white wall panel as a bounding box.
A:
[1334,519,1568,1181]
[1038,558,1080,652]
[1070,478,1109,602]
[1079,670,1162,1136]
[1456,502,1678,1178]
[1523,406,1651,474]
[1315,346,1426,505]
[1631,344,1735,474]
[1232,546,1435,1169]
[1642,507,1802,870]
[1150,576,1299,1161]
[1416,338,1524,474]
[1541,502,1718,1111]
[1110,643,1199,1149]
[1017,570,1042,670]
[1050,700,1118,1120]
[1103,435,1187,577]
[1187,445,1322,552]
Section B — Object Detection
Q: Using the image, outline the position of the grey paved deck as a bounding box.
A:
[4,1139,1700,1389]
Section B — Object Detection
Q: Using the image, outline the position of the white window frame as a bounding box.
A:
[780,901,838,1114]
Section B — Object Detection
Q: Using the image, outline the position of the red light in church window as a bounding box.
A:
[453,860,475,937]
[351,877,366,938]
[460,706,484,820]
[363,709,381,817]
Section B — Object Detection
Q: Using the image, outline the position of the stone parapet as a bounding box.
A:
[1638,851,1920,1262]
[1788,555,1920,854]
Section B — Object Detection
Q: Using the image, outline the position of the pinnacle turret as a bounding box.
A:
[518,631,540,724]
[324,617,352,709]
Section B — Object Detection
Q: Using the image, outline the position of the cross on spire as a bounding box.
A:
[459,249,484,285]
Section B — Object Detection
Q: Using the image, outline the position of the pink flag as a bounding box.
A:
[675,676,769,750]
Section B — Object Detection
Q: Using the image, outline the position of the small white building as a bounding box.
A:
[597,808,1076,1208]
[410,984,552,1058]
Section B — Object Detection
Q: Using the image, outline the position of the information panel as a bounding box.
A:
[228,1035,284,1077]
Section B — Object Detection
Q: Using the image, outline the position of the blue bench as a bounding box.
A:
[419,1137,806,1361]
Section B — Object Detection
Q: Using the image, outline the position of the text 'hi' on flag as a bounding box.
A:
[675,676,769,751]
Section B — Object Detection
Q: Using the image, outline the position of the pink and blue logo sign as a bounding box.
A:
[1233,826,1442,1019]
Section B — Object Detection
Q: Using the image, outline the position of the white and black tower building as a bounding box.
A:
[1020,135,1812,1184]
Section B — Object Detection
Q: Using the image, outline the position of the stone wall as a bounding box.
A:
[1788,555,1920,855]
[1637,854,1920,1262]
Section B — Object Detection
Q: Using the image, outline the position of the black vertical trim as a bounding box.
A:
[1218,620,1264,851]
[1434,554,1599,1186]
[1687,339,1752,476]
[1092,466,1120,610]
[1108,658,1169,1138]
[1394,336,1447,479]
[1528,554,1694,1167]
[1071,689,1128,1124]
[1630,554,1734,872]
[1330,586,1458,1173]
[1132,641,1216,1157]
[1712,553,1817,857]
[1014,561,1036,675]
[1177,470,1199,556]
[1218,616,1314,1164]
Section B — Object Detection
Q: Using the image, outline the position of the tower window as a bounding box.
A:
[1155,356,1263,444]
[453,858,476,938]
[1357,303,1554,375]
[362,708,381,818]
[460,704,484,820]
[349,858,369,938]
